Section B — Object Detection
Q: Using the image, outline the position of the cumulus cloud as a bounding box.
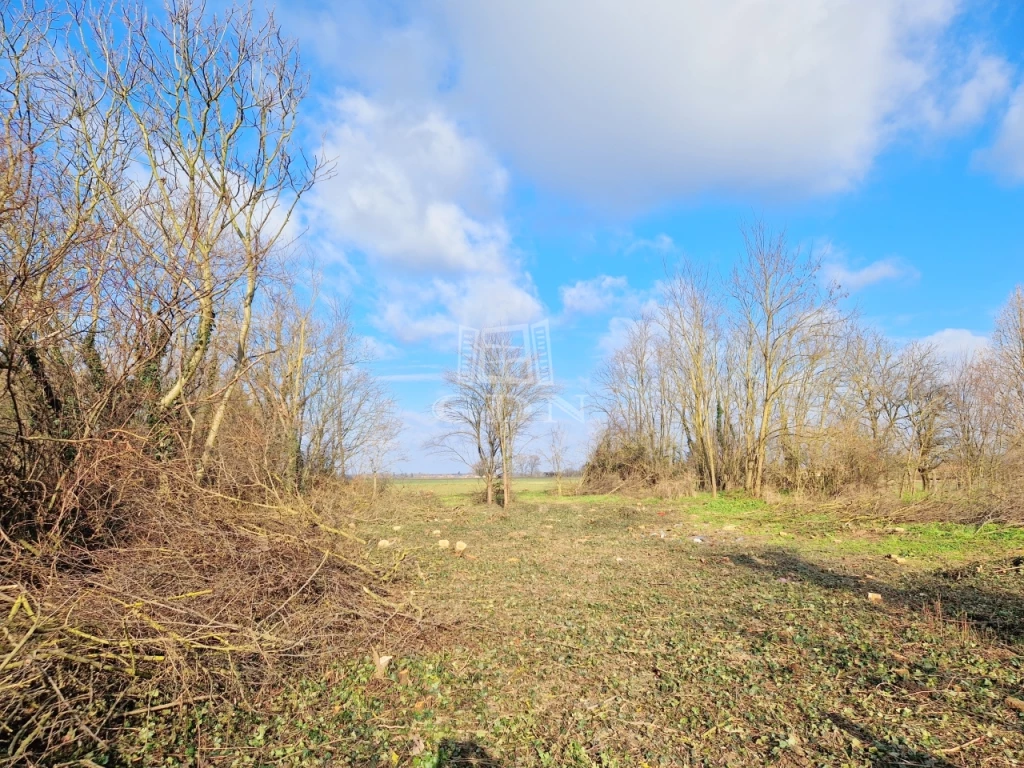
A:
[974,80,1024,183]
[360,336,401,361]
[374,274,543,344]
[920,328,990,359]
[309,93,510,274]
[560,275,630,315]
[596,297,664,357]
[822,256,920,292]
[305,92,542,345]
[598,316,639,357]
[438,0,1010,206]
[917,49,1013,132]
[625,234,676,256]
[374,298,456,344]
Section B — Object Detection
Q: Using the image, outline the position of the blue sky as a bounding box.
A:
[261,0,1024,472]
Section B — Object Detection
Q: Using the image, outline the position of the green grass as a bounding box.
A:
[393,476,562,505]
[109,488,1024,766]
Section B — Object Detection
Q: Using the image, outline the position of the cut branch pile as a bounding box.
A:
[0,482,408,765]
[793,485,1024,526]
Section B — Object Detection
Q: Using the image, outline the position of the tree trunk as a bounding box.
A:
[705,425,718,498]
[197,260,258,482]
[502,455,511,509]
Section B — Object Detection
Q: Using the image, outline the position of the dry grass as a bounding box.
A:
[253,488,1023,767]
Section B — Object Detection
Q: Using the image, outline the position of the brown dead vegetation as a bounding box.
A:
[0,464,414,765]
[800,484,1024,527]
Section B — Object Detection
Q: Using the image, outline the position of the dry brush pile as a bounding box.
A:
[791,485,1024,527]
[1,469,411,765]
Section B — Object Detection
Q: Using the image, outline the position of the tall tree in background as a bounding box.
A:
[591,315,677,481]
[994,286,1024,439]
[661,264,722,496]
[244,283,399,493]
[432,332,555,507]
[729,222,841,496]
[546,422,570,496]
[892,342,950,494]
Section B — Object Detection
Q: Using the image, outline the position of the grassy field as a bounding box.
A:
[119,481,1024,766]
[393,476,562,504]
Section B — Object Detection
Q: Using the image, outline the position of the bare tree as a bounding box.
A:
[729,221,841,496]
[891,342,950,494]
[430,367,502,504]
[591,315,678,480]
[583,228,1023,504]
[432,332,555,507]
[994,286,1024,440]
[244,285,398,492]
[546,422,570,496]
[661,263,722,495]
[947,353,1007,492]
[64,1,326,479]
[516,454,542,477]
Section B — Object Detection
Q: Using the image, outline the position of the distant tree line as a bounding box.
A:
[586,222,1024,501]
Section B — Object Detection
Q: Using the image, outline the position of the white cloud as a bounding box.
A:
[596,298,664,357]
[438,0,1010,206]
[286,5,447,103]
[374,299,456,345]
[560,275,630,315]
[974,80,1024,183]
[305,92,542,345]
[920,328,990,359]
[309,92,510,274]
[452,274,543,328]
[359,336,401,361]
[918,49,1012,132]
[625,234,676,256]
[823,256,920,292]
[598,316,638,357]
[374,274,543,344]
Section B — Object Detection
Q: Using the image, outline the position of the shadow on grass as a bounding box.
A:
[827,714,958,768]
[721,548,1019,764]
[436,739,504,767]
[730,548,1024,643]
